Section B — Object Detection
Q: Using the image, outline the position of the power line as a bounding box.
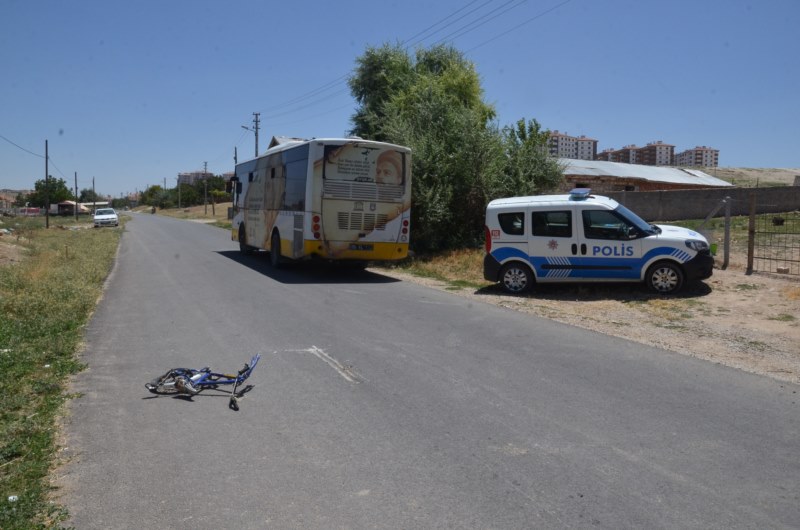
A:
[432,0,528,47]
[261,88,351,121]
[243,0,571,132]
[257,75,349,115]
[246,2,500,126]
[401,0,491,49]
[466,0,573,52]
[0,132,44,158]
[0,132,69,180]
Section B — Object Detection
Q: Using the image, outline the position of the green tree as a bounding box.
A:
[348,43,415,141]
[140,185,171,208]
[350,44,504,250]
[500,118,563,197]
[383,80,505,250]
[25,177,74,207]
[349,43,563,251]
[79,188,101,203]
[176,183,200,207]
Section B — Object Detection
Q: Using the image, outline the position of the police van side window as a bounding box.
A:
[498,212,524,235]
[582,210,636,240]
[532,211,572,238]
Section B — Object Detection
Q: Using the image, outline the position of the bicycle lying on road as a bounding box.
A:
[145,354,260,411]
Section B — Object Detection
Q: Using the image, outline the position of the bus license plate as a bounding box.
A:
[349,243,374,251]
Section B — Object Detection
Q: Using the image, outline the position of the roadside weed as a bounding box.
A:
[0,221,120,528]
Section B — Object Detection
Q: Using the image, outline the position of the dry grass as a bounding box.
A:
[0,217,121,527]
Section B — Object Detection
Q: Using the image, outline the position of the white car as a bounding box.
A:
[93,208,119,227]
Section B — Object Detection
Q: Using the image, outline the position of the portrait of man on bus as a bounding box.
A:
[375,150,404,186]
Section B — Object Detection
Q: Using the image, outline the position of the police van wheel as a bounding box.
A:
[646,261,684,294]
[500,262,533,294]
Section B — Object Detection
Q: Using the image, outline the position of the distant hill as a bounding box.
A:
[704,168,800,187]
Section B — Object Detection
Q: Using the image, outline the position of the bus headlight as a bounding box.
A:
[685,239,709,252]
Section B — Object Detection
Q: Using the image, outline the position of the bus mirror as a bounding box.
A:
[236,182,242,194]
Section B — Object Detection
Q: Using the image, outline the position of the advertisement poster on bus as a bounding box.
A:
[320,144,406,186]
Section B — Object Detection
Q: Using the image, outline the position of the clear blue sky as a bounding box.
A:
[2,0,798,197]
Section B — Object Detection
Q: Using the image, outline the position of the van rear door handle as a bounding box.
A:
[571,244,577,255]
[581,244,587,255]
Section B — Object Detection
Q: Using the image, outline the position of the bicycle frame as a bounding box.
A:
[146,354,260,410]
[184,353,260,390]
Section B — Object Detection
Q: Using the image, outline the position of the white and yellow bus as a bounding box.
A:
[231,137,411,266]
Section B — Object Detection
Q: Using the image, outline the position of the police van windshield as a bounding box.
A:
[615,204,658,234]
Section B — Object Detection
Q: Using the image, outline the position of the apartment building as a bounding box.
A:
[177,171,211,186]
[550,129,719,167]
[675,146,720,167]
[596,145,638,163]
[636,141,675,166]
[575,135,598,160]
[548,130,577,158]
[548,131,597,160]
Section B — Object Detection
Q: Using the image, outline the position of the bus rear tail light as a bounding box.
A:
[402,219,409,235]
[313,215,321,239]
[484,225,491,253]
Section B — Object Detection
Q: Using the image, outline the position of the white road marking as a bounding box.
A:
[295,346,362,383]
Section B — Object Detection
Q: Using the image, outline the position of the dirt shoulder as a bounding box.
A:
[373,261,800,385]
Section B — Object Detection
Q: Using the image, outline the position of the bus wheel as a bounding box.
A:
[270,231,281,268]
[646,261,684,294]
[500,262,533,294]
[239,225,253,255]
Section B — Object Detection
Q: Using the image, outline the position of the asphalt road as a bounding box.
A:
[61,213,800,529]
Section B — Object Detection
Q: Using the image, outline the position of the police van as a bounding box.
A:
[483,189,714,294]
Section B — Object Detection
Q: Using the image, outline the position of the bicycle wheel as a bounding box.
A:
[145,370,186,394]
[146,374,176,394]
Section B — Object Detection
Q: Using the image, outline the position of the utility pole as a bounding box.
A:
[92,177,96,213]
[204,161,208,215]
[241,112,260,158]
[45,140,50,228]
[74,171,78,222]
[252,112,260,157]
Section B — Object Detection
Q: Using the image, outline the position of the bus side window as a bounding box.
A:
[498,212,524,235]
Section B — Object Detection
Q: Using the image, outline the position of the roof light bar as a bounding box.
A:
[569,188,592,200]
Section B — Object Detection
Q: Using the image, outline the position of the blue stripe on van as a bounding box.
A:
[491,246,693,280]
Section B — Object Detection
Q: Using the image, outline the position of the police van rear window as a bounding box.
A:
[532,211,572,238]
[498,212,524,235]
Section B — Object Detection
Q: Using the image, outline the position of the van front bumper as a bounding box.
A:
[683,251,714,281]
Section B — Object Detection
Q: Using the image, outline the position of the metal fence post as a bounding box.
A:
[746,192,756,275]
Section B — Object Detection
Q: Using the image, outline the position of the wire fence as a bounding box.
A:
[751,212,800,276]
